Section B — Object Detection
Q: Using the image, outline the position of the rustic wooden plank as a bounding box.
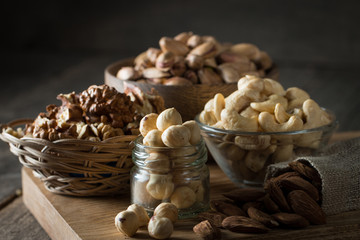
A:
[0,197,50,240]
[21,164,360,240]
[20,131,360,240]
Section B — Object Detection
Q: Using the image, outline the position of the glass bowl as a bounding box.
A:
[195,111,338,187]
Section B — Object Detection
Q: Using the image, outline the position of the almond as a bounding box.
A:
[198,211,227,228]
[288,160,321,190]
[287,190,326,225]
[262,193,280,213]
[222,216,269,233]
[210,200,246,216]
[280,176,320,201]
[265,180,291,212]
[223,188,265,203]
[242,201,265,213]
[272,212,310,228]
[247,207,279,228]
[193,220,222,240]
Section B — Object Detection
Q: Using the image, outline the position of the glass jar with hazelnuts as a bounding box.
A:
[131,108,209,219]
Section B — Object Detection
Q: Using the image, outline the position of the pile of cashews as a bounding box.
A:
[199,75,333,180]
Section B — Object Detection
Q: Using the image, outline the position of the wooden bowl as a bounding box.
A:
[105,59,279,121]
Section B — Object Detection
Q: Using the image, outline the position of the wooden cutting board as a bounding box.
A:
[22,132,360,240]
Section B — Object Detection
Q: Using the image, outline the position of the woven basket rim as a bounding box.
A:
[0,118,138,196]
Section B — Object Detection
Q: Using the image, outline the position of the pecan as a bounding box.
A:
[222,216,269,233]
[287,190,326,225]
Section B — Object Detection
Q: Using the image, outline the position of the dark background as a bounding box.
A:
[1,0,360,238]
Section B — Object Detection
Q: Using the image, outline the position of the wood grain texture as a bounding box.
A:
[0,197,50,240]
[21,131,360,240]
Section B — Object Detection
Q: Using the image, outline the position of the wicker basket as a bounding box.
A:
[0,119,137,196]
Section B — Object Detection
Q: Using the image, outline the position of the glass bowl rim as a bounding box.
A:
[194,108,338,136]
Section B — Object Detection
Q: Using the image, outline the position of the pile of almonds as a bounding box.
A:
[116,32,274,85]
[193,160,326,239]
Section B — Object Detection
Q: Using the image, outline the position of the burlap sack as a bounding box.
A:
[265,137,360,215]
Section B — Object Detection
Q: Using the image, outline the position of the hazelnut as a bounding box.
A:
[161,125,191,147]
[146,174,174,200]
[148,216,174,239]
[170,186,196,209]
[182,120,201,145]
[127,204,150,227]
[114,210,139,237]
[143,129,166,147]
[156,108,182,131]
[140,113,158,137]
[153,202,178,223]
[145,152,170,174]
[189,181,205,202]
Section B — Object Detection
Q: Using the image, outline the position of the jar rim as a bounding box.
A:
[134,135,205,150]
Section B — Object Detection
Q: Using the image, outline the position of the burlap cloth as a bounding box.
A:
[265,137,360,216]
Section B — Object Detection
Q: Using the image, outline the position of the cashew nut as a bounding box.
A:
[143,129,166,147]
[237,75,264,93]
[140,113,158,137]
[250,94,288,113]
[213,93,225,121]
[225,91,251,112]
[240,106,259,119]
[161,125,191,147]
[302,99,331,129]
[285,87,310,110]
[199,110,217,125]
[234,135,271,150]
[258,112,303,132]
[221,109,258,132]
[244,145,276,173]
[146,174,174,200]
[182,120,201,145]
[296,99,332,149]
[271,144,294,163]
[274,103,291,124]
[263,78,285,96]
[204,98,214,111]
[156,108,182,131]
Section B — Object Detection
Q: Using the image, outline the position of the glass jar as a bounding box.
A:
[131,136,209,219]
